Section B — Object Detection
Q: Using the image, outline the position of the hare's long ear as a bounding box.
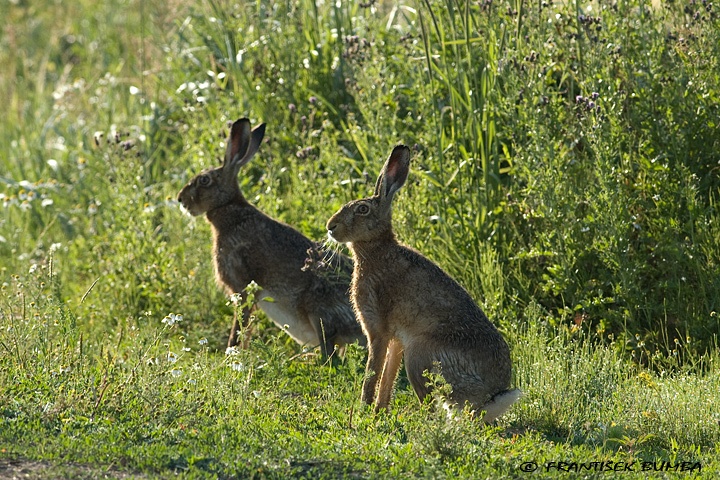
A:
[224,118,252,168]
[244,123,266,163]
[374,145,410,205]
[224,119,266,176]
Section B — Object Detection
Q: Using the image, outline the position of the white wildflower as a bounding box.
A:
[229,362,245,372]
[229,293,242,306]
[161,313,183,326]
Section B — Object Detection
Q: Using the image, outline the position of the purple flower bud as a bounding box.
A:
[288,103,297,113]
[309,96,317,105]
[575,95,584,104]
[591,92,599,100]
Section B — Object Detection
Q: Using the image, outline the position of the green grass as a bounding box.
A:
[1,0,719,478]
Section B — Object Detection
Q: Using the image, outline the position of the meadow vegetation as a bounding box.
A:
[1,0,719,478]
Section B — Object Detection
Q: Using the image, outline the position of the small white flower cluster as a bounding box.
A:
[225,346,245,371]
[229,292,243,306]
[161,313,183,327]
[176,74,221,107]
[229,362,245,372]
[1,183,57,211]
[51,365,72,377]
[165,352,184,379]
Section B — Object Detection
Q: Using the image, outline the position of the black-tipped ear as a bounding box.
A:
[375,145,411,202]
[224,118,252,167]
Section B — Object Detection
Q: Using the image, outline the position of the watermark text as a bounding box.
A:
[519,460,701,474]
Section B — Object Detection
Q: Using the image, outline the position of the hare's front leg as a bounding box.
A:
[374,338,403,412]
[362,332,390,405]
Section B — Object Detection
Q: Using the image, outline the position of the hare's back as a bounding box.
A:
[389,245,485,314]
[379,245,506,343]
[212,205,316,288]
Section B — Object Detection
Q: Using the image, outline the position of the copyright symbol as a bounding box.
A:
[520,461,538,472]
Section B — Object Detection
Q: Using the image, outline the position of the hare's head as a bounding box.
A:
[177,118,265,216]
[327,145,410,244]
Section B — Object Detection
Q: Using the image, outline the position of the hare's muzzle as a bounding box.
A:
[326,224,338,240]
[177,186,199,216]
[326,219,341,242]
[325,213,339,236]
[177,190,188,208]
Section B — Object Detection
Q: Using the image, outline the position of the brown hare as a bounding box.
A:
[177,118,364,358]
[326,145,520,421]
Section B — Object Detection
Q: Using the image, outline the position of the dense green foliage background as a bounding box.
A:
[1,0,719,478]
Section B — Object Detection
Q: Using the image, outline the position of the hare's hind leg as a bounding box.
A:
[403,347,435,403]
[374,339,403,411]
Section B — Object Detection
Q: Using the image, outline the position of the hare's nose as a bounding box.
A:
[326,221,337,234]
[177,190,192,209]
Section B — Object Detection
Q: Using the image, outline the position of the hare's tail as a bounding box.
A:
[481,388,522,423]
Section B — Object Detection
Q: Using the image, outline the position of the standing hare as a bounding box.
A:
[326,145,520,421]
[177,118,364,358]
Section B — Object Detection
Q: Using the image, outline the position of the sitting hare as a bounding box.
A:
[326,145,520,421]
[178,118,364,358]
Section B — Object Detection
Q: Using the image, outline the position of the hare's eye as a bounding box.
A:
[198,175,211,187]
[356,203,370,215]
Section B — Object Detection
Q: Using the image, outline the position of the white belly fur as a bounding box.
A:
[257,290,318,347]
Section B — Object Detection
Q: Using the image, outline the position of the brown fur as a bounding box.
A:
[326,145,520,421]
[177,118,364,358]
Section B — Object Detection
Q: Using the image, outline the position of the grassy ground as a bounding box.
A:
[1,0,719,478]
